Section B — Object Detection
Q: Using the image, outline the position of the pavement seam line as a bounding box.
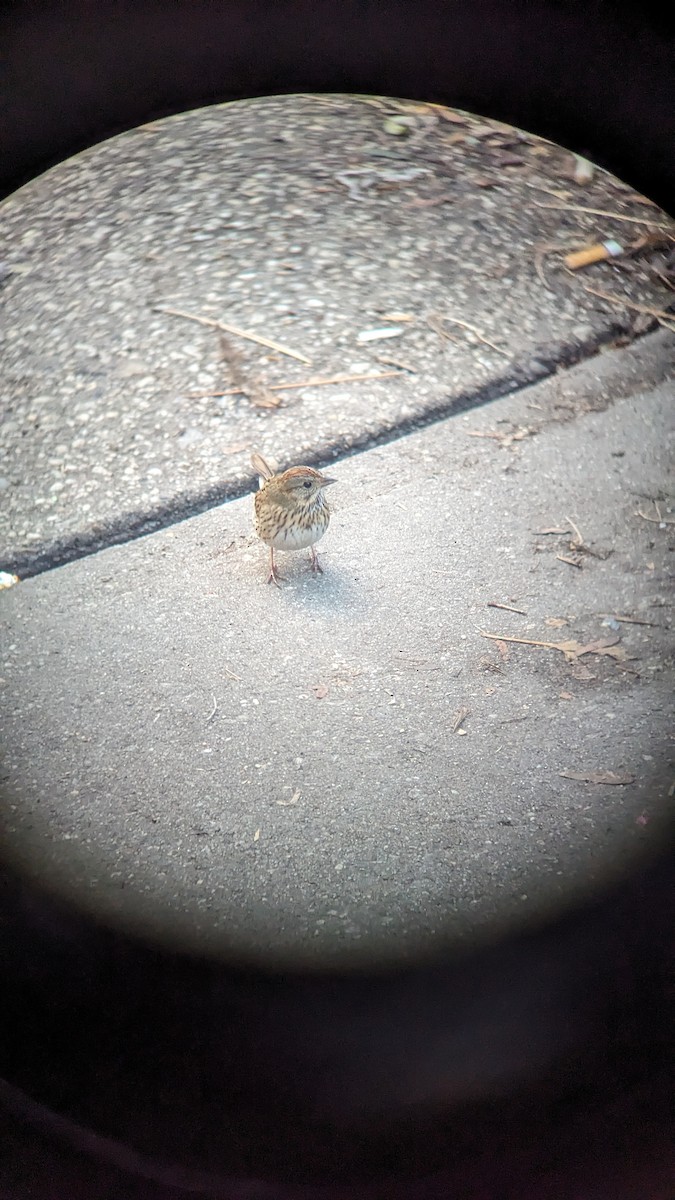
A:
[2,319,663,580]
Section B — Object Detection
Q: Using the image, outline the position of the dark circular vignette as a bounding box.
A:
[0,1,674,1197]
[0,0,674,212]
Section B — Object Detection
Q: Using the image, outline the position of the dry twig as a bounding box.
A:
[533,244,557,289]
[524,182,572,200]
[187,369,404,399]
[636,501,675,525]
[467,426,537,448]
[156,306,312,363]
[597,614,660,627]
[566,516,585,549]
[479,631,628,663]
[532,239,582,289]
[563,514,611,559]
[653,269,675,292]
[375,354,416,373]
[531,199,672,229]
[579,285,675,330]
[427,313,460,343]
[487,601,527,615]
[432,314,510,357]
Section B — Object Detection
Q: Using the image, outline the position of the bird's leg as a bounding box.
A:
[267,547,284,587]
[309,545,323,574]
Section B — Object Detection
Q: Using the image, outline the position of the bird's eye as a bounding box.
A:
[303,480,312,489]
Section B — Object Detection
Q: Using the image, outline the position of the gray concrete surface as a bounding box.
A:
[2,94,674,575]
[1,333,673,968]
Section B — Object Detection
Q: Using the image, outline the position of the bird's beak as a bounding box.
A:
[320,477,337,487]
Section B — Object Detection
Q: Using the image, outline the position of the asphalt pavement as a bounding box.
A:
[2,94,673,577]
[1,95,674,969]
[1,330,673,967]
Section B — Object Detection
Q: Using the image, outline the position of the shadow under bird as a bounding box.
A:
[251,452,337,586]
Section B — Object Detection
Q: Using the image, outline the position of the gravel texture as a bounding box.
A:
[1,334,673,968]
[1,93,673,573]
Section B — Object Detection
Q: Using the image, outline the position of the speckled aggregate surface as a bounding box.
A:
[1,94,673,574]
[1,333,673,967]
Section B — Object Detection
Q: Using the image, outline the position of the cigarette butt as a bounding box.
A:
[564,240,624,270]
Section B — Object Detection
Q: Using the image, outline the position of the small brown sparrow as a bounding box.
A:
[251,452,336,586]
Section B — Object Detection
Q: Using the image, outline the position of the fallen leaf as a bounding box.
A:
[574,637,628,662]
[545,617,569,628]
[313,683,329,699]
[559,691,573,700]
[253,828,261,841]
[559,770,636,786]
[480,632,626,663]
[494,639,510,662]
[277,790,301,807]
